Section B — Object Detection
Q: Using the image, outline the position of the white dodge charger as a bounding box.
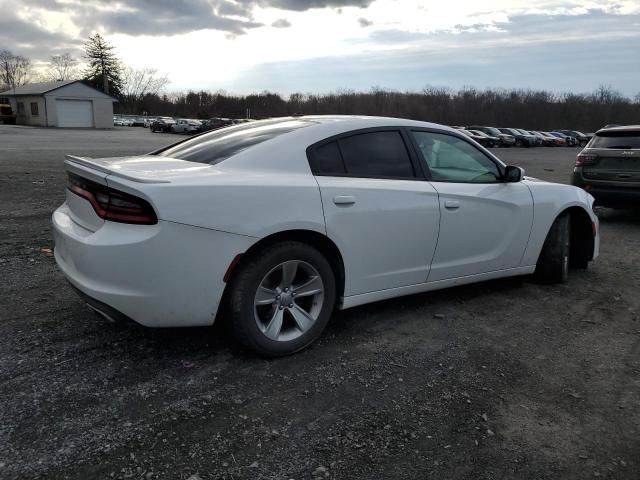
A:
[53,116,599,356]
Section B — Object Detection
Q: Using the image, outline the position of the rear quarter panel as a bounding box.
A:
[107,168,327,239]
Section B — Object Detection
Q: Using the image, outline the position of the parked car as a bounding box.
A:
[144,117,158,128]
[518,129,543,146]
[571,125,640,208]
[468,130,500,148]
[53,116,599,356]
[466,126,516,147]
[171,119,202,134]
[456,128,495,147]
[198,117,233,133]
[0,103,16,124]
[539,131,566,146]
[114,117,133,127]
[529,131,556,146]
[498,128,537,147]
[150,117,176,133]
[550,131,578,147]
[557,130,589,147]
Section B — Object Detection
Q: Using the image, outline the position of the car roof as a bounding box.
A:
[597,125,640,134]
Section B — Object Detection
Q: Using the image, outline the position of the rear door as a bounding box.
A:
[408,129,533,282]
[309,129,441,296]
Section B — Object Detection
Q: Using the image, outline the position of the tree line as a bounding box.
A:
[134,86,639,132]
[2,33,639,131]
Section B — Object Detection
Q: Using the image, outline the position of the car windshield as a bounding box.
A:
[485,127,502,136]
[155,118,315,165]
[589,131,640,149]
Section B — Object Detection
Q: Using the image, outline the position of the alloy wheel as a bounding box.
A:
[254,260,325,342]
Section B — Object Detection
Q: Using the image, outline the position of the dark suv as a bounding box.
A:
[571,125,640,208]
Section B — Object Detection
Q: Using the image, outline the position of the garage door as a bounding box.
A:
[56,100,94,128]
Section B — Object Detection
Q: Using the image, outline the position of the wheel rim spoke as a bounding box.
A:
[264,308,284,340]
[293,276,323,298]
[289,304,314,333]
[280,260,299,288]
[255,286,277,306]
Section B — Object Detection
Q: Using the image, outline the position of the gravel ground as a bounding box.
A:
[0,125,639,480]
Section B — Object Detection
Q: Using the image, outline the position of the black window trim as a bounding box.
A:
[306,126,424,181]
[405,127,507,184]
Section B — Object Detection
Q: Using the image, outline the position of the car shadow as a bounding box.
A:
[595,207,640,225]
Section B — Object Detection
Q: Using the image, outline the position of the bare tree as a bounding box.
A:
[121,66,169,113]
[0,50,32,92]
[47,53,79,81]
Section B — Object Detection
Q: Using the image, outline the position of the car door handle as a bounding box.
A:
[333,195,356,205]
[444,200,460,210]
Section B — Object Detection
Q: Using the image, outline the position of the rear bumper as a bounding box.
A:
[53,202,255,327]
[572,172,640,207]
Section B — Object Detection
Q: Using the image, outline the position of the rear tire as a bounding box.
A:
[534,213,570,284]
[226,241,336,357]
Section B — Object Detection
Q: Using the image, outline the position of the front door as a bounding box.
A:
[408,129,534,282]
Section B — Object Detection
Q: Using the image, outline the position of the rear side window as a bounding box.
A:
[308,130,415,178]
[313,141,346,174]
[339,131,414,178]
[589,131,640,149]
[156,119,313,165]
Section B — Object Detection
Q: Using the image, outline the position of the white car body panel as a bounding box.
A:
[316,176,440,295]
[52,116,599,328]
[53,203,254,327]
[427,181,534,281]
[521,178,599,265]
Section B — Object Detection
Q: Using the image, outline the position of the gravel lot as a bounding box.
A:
[1,125,639,480]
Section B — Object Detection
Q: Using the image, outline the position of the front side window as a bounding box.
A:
[30,102,39,116]
[411,131,501,183]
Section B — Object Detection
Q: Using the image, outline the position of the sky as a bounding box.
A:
[1,0,639,96]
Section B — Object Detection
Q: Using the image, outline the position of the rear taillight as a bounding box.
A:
[67,173,157,225]
[575,154,597,166]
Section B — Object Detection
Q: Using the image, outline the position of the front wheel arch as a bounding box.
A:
[566,206,595,268]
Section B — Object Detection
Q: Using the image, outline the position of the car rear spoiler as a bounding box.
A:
[64,154,171,184]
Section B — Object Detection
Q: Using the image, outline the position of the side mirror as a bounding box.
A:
[504,165,524,183]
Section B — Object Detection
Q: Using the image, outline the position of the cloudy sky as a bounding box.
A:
[1,0,639,96]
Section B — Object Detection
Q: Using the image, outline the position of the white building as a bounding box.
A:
[0,80,117,128]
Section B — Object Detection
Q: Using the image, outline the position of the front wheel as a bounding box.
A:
[534,213,570,284]
[226,242,336,356]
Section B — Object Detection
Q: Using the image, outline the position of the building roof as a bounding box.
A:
[0,80,118,101]
[0,80,78,96]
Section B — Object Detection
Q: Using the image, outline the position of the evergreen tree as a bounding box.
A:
[83,33,123,97]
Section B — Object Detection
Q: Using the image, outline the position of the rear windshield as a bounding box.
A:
[155,119,313,165]
[589,131,640,149]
